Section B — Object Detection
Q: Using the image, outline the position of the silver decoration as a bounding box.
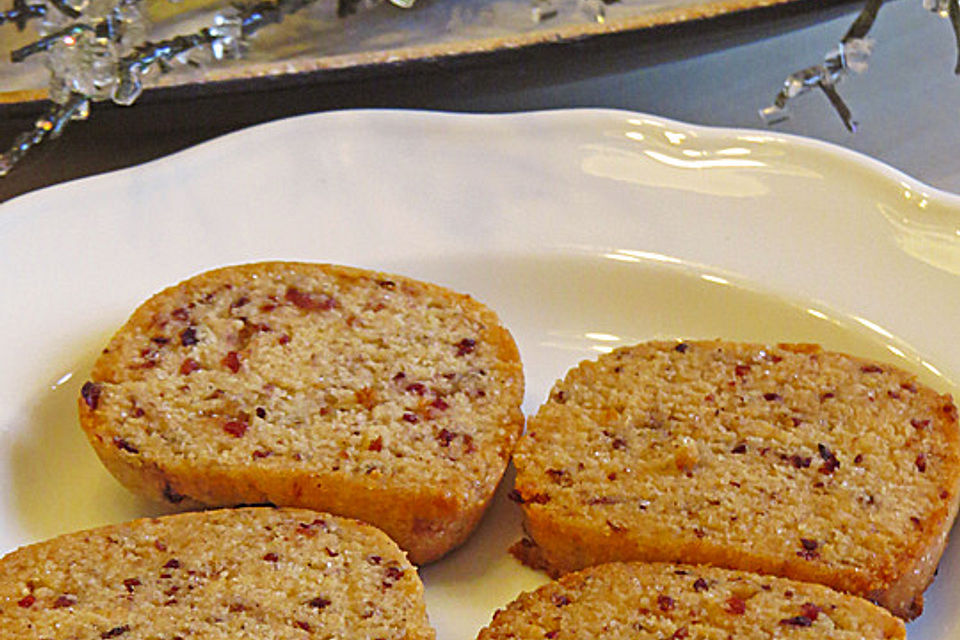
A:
[530,0,557,23]
[761,37,874,131]
[209,10,244,60]
[113,64,141,104]
[1,0,413,173]
[764,0,960,131]
[924,0,951,15]
[577,0,604,23]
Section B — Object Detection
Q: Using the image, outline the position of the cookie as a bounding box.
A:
[79,262,524,564]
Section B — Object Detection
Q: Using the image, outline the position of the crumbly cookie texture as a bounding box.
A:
[477,562,905,640]
[79,262,524,564]
[0,507,434,640]
[512,340,960,619]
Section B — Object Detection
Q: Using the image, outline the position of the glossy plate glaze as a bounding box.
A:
[2,109,960,638]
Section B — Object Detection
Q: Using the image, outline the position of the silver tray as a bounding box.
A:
[0,0,847,104]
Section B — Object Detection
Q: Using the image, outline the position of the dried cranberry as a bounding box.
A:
[113,437,139,454]
[780,616,813,627]
[285,287,336,311]
[296,519,328,536]
[797,538,820,560]
[17,595,35,608]
[511,490,550,505]
[81,381,102,410]
[725,597,746,614]
[455,338,476,356]
[800,603,822,621]
[860,364,884,373]
[657,595,675,612]
[385,567,404,581]
[179,358,201,375]
[693,578,708,592]
[817,444,840,474]
[180,327,199,346]
[546,469,569,485]
[674,343,689,353]
[221,351,241,373]
[263,552,279,562]
[307,597,331,610]
[223,420,248,437]
[101,626,131,638]
[916,453,927,472]
[368,437,383,452]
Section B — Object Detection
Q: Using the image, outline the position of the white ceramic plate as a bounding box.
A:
[2,109,960,638]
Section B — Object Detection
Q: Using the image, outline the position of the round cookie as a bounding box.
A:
[512,340,960,618]
[478,562,904,640]
[0,507,434,639]
[79,262,524,564]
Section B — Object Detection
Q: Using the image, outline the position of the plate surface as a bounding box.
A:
[3,109,960,638]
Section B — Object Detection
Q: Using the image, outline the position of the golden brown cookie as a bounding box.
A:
[0,507,434,639]
[79,262,524,564]
[512,340,960,618]
[478,562,904,639]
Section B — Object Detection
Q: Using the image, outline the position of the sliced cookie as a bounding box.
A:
[0,507,433,639]
[512,340,960,618]
[79,262,524,564]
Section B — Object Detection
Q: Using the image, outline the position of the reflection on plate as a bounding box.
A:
[2,109,960,638]
[1,0,828,103]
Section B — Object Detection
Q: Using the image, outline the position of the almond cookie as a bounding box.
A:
[0,507,433,639]
[512,340,960,618]
[478,562,904,639]
[79,262,524,564]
